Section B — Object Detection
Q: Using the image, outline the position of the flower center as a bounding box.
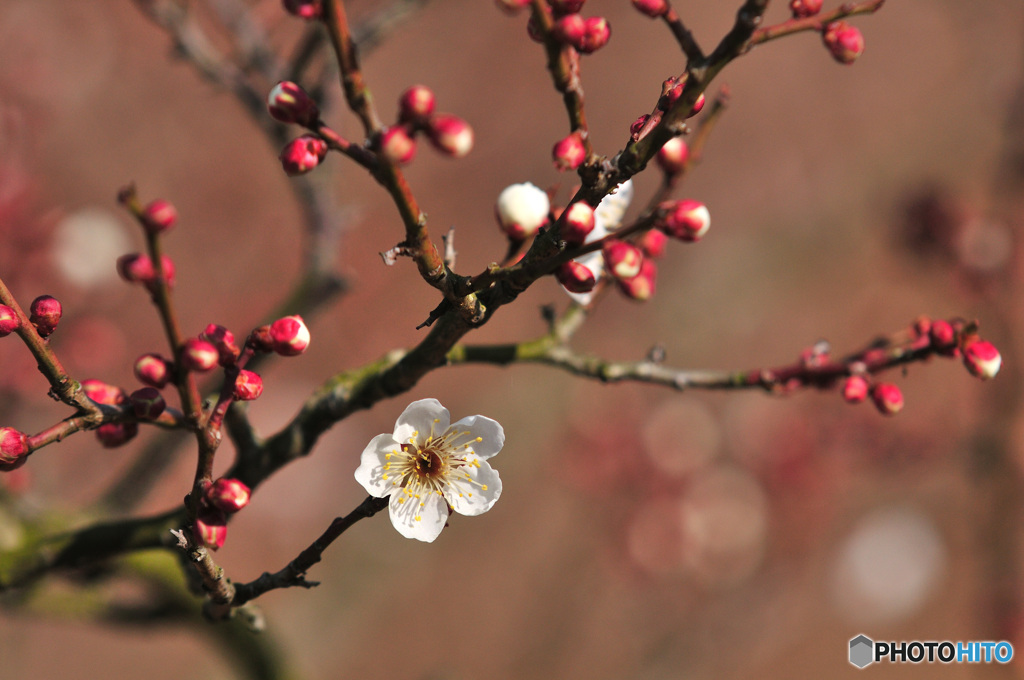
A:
[414,446,443,478]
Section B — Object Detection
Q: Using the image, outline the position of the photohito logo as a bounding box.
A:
[848,635,1014,668]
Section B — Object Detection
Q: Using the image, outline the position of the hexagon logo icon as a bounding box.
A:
[849,635,874,668]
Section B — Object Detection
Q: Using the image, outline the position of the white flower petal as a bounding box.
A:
[565,250,604,306]
[354,433,400,497]
[389,488,448,542]
[447,459,502,517]
[593,179,633,230]
[393,398,450,447]
[450,415,504,460]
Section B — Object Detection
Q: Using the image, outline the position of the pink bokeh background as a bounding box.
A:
[1,1,1023,678]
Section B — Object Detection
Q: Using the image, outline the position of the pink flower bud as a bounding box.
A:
[181,338,220,372]
[378,126,417,166]
[556,260,597,294]
[0,427,29,465]
[134,353,173,388]
[130,387,166,420]
[200,324,240,366]
[578,16,611,53]
[962,340,1001,380]
[0,305,20,337]
[561,201,596,244]
[870,383,904,416]
[95,422,139,448]
[659,199,711,242]
[789,0,822,18]
[552,131,586,171]
[552,13,586,47]
[656,136,689,175]
[270,315,311,356]
[822,21,864,65]
[496,182,551,240]
[630,114,650,140]
[427,114,474,158]
[929,319,956,351]
[267,81,320,127]
[688,92,706,117]
[141,199,177,234]
[398,84,436,122]
[617,259,657,301]
[234,370,264,401]
[841,375,869,404]
[279,135,328,176]
[662,80,705,118]
[195,508,228,550]
[116,254,176,291]
[206,478,251,514]
[631,0,667,18]
[29,295,61,338]
[248,325,275,353]
[282,0,321,20]
[638,229,668,258]
[602,239,643,280]
[550,0,585,15]
[496,0,531,14]
[82,379,128,406]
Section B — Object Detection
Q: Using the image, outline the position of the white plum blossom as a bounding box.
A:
[564,179,633,305]
[355,398,504,542]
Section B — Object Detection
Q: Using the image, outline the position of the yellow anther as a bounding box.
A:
[383,474,389,480]
[481,485,488,491]
[384,463,391,470]
[386,452,393,459]
[414,515,422,522]
[475,437,482,442]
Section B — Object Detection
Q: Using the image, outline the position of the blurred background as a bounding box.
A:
[1,0,1023,678]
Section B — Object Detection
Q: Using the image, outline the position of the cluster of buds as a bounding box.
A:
[660,75,706,119]
[376,85,474,165]
[249,315,312,357]
[840,317,1003,416]
[822,21,865,65]
[81,378,139,447]
[551,13,611,54]
[195,477,251,550]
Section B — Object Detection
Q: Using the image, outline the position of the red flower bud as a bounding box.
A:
[0,305,19,337]
[630,114,650,140]
[841,375,869,404]
[29,295,62,338]
[206,477,251,514]
[556,260,597,294]
[638,229,669,258]
[117,254,176,291]
[141,199,177,234]
[962,339,1001,380]
[282,0,321,20]
[552,13,586,47]
[134,353,173,388]
[870,383,904,416]
[279,135,328,176]
[659,199,710,242]
[552,131,586,171]
[195,508,228,550]
[688,92,706,117]
[427,114,474,158]
[96,422,139,448]
[248,325,276,353]
[378,126,417,166]
[233,370,264,401]
[602,239,643,280]
[578,16,611,54]
[561,201,596,244]
[789,0,822,18]
[0,427,29,464]
[270,315,310,356]
[929,319,957,354]
[200,324,240,366]
[656,136,689,175]
[130,387,166,420]
[267,81,320,127]
[82,379,128,406]
[822,21,864,65]
[181,338,219,372]
[398,85,436,122]
[631,0,667,18]
[617,259,657,301]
